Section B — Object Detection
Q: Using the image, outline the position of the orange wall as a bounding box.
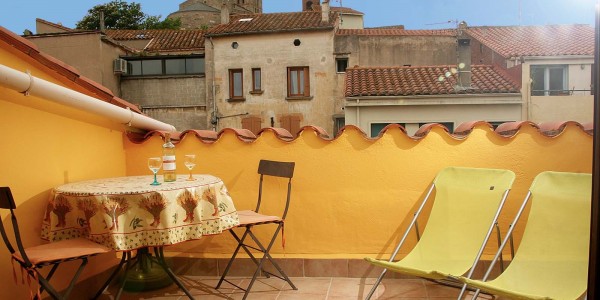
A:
[0,47,126,299]
[124,125,592,259]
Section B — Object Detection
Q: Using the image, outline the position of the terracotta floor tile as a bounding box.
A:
[377,279,428,299]
[96,276,466,299]
[328,277,377,298]
[278,277,331,295]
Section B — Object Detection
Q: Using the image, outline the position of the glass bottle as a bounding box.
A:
[162,133,177,182]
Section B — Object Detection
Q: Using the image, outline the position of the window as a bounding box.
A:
[336,57,348,73]
[370,122,454,137]
[229,69,244,100]
[251,68,262,93]
[333,116,345,137]
[530,65,568,96]
[287,67,310,98]
[125,56,205,76]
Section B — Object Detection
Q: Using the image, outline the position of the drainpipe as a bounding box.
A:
[356,98,360,128]
[208,36,218,131]
[0,64,176,132]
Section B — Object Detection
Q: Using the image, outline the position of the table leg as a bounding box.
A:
[122,247,173,292]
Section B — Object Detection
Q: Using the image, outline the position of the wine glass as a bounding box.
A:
[184,154,196,181]
[148,157,162,186]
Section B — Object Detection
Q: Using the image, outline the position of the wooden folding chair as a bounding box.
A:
[216,159,297,299]
[0,187,112,299]
[455,171,592,300]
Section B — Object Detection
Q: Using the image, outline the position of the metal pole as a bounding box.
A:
[588,2,600,299]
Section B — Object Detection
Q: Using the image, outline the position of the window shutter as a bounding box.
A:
[242,116,262,135]
[303,67,310,97]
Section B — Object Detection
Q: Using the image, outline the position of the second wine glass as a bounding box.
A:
[184,154,196,181]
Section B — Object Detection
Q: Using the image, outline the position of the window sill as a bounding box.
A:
[249,90,264,95]
[227,98,246,102]
[286,96,313,101]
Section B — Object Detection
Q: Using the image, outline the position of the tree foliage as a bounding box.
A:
[76,0,180,30]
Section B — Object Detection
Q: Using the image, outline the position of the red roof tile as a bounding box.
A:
[466,24,594,58]
[0,26,142,113]
[337,28,455,36]
[105,29,206,52]
[330,6,364,15]
[206,12,336,37]
[345,65,520,97]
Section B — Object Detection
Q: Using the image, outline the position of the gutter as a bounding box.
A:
[0,64,176,132]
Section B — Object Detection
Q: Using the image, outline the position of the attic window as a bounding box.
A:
[239,18,253,22]
[135,34,147,38]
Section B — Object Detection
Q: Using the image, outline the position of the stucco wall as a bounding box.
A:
[121,76,208,131]
[345,98,522,136]
[123,123,592,260]
[207,30,338,133]
[0,47,125,299]
[26,33,125,96]
[335,35,458,68]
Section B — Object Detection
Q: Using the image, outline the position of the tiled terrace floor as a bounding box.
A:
[98,276,494,300]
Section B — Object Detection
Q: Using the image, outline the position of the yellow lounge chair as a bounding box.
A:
[365,167,516,299]
[454,171,592,300]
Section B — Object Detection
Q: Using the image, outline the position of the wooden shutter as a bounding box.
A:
[303,67,310,97]
[241,116,262,135]
[281,115,302,137]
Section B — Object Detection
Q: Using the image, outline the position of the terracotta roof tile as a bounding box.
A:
[466,24,594,58]
[105,29,206,52]
[345,65,520,97]
[337,28,455,36]
[125,120,593,144]
[206,12,336,37]
[0,26,142,114]
[330,6,364,15]
[258,127,294,141]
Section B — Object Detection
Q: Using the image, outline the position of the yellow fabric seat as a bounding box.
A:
[364,167,516,299]
[455,171,591,300]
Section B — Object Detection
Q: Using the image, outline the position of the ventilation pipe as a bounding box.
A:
[0,64,176,132]
[321,0,330,23]
[457,21,472,89]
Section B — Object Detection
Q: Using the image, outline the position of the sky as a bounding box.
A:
[0,0,596,35]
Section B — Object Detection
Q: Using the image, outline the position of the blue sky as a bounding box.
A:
[0,0,596,35]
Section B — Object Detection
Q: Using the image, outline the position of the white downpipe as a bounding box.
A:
[0,64,176,132]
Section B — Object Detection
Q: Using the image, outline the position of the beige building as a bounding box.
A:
[344,64,522,137]
[205,5,339,136]
[168,0,263,29]
[466,24,595,124]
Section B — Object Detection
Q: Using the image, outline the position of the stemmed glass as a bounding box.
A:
[184,154,196,181]
[148,157,162,186]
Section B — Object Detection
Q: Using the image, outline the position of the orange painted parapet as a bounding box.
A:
[123,121,593,259]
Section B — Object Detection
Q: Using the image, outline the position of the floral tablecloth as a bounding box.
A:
[41,175,239,251]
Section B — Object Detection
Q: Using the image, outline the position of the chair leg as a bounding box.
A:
[241,224,297,300]
[365,268,388,300]
[153,247,195,299]
[37,263,60,296]
[216,228,252,289]
[60,258,89,299]
[34,270,62,300]
[246,225,296,290]
[92,251,128,299]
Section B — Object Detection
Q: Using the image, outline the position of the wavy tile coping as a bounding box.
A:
[126,121,593,144]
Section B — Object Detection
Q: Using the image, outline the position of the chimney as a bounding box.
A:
[321,0,330,23]
[221,2,230,24]
[457,21,471,89]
